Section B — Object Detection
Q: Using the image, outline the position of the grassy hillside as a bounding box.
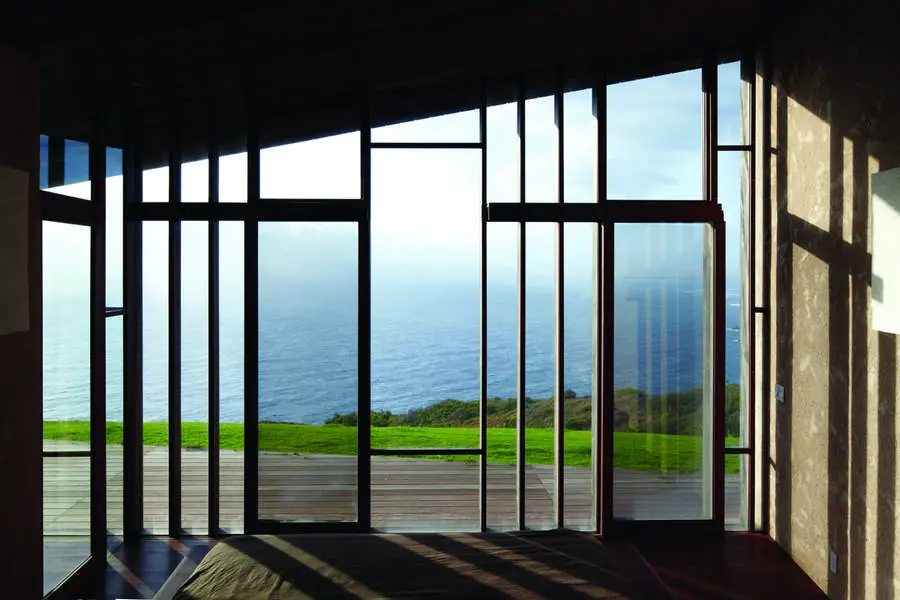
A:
[326,384,742,437]
[43,420,741,474]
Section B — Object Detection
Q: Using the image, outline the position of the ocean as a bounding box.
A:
[42,278,742,425]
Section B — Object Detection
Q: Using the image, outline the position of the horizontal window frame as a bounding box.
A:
[125,199,365,222]
[487,200,724,224]
[370,448,483,457]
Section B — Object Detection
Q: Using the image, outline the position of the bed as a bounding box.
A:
[174,531,672,599]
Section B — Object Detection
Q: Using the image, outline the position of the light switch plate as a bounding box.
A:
[775,384,785,403]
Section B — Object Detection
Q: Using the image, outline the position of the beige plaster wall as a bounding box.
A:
[765,1,900,597]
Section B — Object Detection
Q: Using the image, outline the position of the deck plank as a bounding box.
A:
[43,442,743,535]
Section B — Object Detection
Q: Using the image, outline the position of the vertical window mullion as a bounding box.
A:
[168,105,183,537]
[516,76,527,532]
[208,100,221,537]
[244,88,261,530]
[359,94,372,531]
[554,73,565,530]
[759,48,773,535]
[702,55,725,528]
[742,51,758,532]
[479,84,489,533]
[48,135,65,187]
[123,106,144,538]
[592,65,613,536]
[90,123,107,558]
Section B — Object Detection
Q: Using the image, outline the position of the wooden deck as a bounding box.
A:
[44,441,742,536]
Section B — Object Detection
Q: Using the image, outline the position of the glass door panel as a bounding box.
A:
[257,222,359,524]
[612,223,713,521]
[42,222,92,594]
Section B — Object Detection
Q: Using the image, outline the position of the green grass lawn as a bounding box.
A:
[43,421,740,474]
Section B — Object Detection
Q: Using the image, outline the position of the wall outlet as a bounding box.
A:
[775,384,786,404]
[830,550,838,574]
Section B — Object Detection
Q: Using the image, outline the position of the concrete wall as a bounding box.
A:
[0,42,42,599]
[765,1,900,597]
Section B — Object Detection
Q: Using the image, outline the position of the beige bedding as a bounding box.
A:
[174,532,671,599]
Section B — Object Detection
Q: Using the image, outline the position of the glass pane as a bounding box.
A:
[486,222,518,530]
[607,69,702,200]
[43,456,92,595]
[221,102,248,204]
[219,222,244,533]
[106,317,124,537]
[183,147,209,203]
[261,133,360,200]
[372,109,479,144]
[107,174,124,308]
[720,150,744,447]
[103,157,128,534]
[142,222,169,533]
[371,149,481,449]
[752,317,764,531]
[525,222,555,529]
[39,135,48,189]
[220,152,248,203]
[42,222,91,594]
[106,147,123,181]
[182,222,209,533]
[487,102,519,204]
[65,140,90,184]
[258,222,358,523]
[725,454,748,530]
[564,89,597,204]
[564,223,595,530]
[525,96,557,203]
[372,455,480,532]
[718,61,742,147]
[63,139,90,185]
[613,223,712,520]
[143,166,168,203]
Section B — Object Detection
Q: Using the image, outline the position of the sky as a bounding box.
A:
[41,62,744,307]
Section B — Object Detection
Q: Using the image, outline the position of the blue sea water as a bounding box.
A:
[43,278,742,425]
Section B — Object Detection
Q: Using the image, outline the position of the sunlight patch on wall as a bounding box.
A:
[872,166,900,334]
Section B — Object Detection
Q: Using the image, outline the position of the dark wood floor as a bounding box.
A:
[85,533,827,600]
[634,533,829,600]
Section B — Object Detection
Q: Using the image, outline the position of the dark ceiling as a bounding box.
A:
[4,0,806,168]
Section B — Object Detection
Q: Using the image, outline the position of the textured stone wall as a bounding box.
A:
[766,1,900,597]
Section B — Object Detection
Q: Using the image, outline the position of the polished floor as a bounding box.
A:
[79,533,826,600]
[88,537,217,600]
[635,533,829,600]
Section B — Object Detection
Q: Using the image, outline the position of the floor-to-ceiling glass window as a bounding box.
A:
[106,54,751,537]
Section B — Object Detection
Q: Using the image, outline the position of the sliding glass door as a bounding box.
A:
[41,137,110,598]
[42,221,92,594]
[611,223,717,523]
